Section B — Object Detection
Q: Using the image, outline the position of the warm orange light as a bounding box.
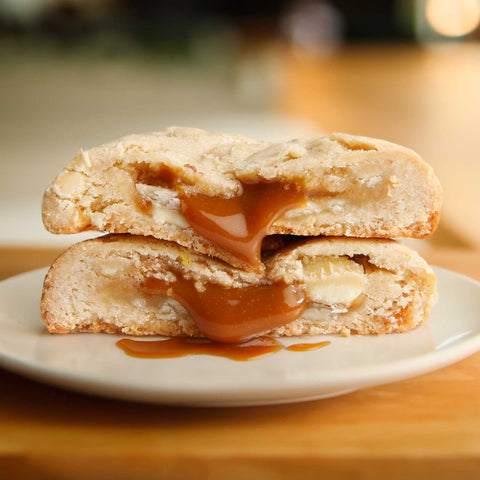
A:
[426,0,480,37]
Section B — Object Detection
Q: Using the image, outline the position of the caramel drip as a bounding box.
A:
[117,337,330,361]
[140,168,310,265]
[141,276,307,344]
[117,336,284,361]
[180,182,307,266]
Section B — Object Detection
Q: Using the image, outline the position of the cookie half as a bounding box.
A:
[42,127,442,270]
[41,235,437,342]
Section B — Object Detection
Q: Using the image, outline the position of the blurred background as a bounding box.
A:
[1,0,479,251]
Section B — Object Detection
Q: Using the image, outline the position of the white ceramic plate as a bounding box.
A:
[0,267,479,407]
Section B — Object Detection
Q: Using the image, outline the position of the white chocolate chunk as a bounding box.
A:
[136,183,180,209]
[303,256,367,305]
[100,258,128,277]
[53,171,87,198]
[152,206,189,228]
[301,307,330,321]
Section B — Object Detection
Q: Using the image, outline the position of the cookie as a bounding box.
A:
[41,234,437,341]
[42,127,442,271]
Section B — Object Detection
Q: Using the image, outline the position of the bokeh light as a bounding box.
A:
[426,0,480,37]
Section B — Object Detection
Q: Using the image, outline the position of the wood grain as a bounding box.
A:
[0,246,479,479]
[0,247,63,281]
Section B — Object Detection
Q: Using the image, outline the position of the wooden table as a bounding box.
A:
[1,247,479,479]
[280,44,480,250]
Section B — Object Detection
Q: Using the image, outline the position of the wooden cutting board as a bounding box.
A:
[0,247,479,480]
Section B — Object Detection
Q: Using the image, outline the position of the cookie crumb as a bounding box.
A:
[340,326,351,337]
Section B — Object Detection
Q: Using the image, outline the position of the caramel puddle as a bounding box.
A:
[286,341,331,352]
[117,337,330,362]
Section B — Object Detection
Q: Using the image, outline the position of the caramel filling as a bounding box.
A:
[142,277,307,343]
[180,182,307,265]
[134,255,368,343]
[117,337,330,361]
[138,168,310,265]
